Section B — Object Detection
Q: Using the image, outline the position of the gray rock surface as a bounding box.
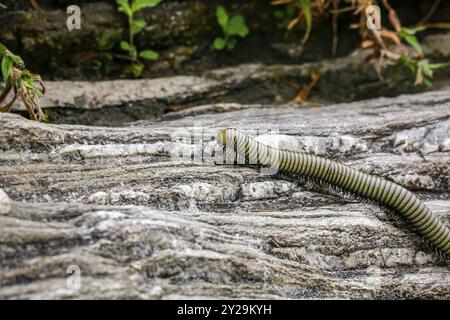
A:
[5,32,450,113]
[10,57,371,112]
[0,88,449,299]
[1,0,449,82]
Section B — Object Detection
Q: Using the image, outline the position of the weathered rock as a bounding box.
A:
[0,1,277,77]
[0,200,448,299]
[0,88,449,299]
[5,44,450,127]
[1,1,449,80]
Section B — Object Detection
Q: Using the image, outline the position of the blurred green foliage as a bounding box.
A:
[213,5,249,51]
[115,0,162,77]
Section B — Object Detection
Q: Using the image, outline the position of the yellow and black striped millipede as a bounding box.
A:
[218,128,450,257]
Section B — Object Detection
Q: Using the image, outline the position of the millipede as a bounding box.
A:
[217,128,450,257]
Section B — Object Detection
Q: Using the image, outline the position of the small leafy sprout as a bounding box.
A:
[0,42,46,121]
[115,0,161,77]
[397,26,427,56]
[355,1,447,87]
[393,26,448,86]
[213,6,249,51]
[297,0,312,44]
[273,4,296,29]
[395,55,450,87]
[272,0,312,44]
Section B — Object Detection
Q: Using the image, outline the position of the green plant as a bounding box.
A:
[269,1,450,87]
[297,0,312,44]
[272,0,312,44]
[273,4,296,29]
[397,26,427,56]
[384,24,450,86]
[213,5,249,51]
[0,42,45,121]
[115,0,161,77]
[395,55,450,86]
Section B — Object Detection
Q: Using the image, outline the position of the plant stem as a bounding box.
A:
[128,13,135,61]
[418,0,442,25]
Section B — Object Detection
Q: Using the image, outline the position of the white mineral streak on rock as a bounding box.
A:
[87,190,151,205]
[55,143,164,159]
[391,119,450,154]
[241,181,295,200]
[255,133,368,156]
[0,189,12,215]
[174,182,240,202]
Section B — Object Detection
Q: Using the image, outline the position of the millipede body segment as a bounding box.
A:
[217,128,450,256]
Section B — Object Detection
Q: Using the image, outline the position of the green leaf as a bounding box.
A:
[404,36,420,53]
[398,28,423,55]
[21,73,32,85]
[94,59,102,67]
[0,42,7,55]
[130,63,144,77]
[120,41,131,52]
[405,34,422,55]
[227,38,237,50]
[139,49,159,60]
[10,54,22,64]
[227,16,249,38]
[274,6,295,29]
[216,6,229,31]
[10,54,24,67]
[397,55,416,73]
[131,19,147,36]
[298,0,312,44]
[402,26,426,35]
[116,0,132,16]
[30,83,44,97]
[428,62,450,70]
[422,78,432,87]
[1,55,13,82]
[21,69,31,77]
[213,37,226,50]
[274,10,285,19]
[131,0,162,13]
[104,53,114,61]
[286,4,295,17]
[418,59,433,78]
[120,41,137,59]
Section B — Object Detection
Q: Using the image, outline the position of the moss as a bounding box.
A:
[138,3,213,46]
[22,11,35,22]
[97,29,124,51]
[180,5,214,40]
